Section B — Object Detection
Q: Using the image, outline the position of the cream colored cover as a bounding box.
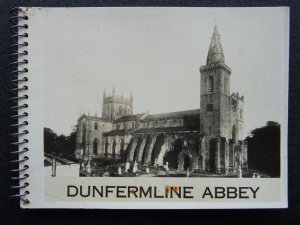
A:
[19,7,288,209]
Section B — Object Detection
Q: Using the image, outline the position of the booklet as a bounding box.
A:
[11,7,289,209]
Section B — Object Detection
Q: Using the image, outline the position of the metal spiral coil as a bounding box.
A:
[9,7,30,205]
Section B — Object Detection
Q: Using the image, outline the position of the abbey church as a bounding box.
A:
[75,26,248,174]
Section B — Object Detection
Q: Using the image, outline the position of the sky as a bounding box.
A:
[42,7,289,137]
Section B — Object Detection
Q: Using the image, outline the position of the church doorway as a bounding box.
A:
[93,139,98,155]
[183,154,191,171]
[163,138,183,169]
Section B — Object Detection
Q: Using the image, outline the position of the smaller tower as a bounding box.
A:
[102,87,133,120]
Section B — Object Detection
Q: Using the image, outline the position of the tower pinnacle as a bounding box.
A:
[206,25,225,66]
[112,85,115,96]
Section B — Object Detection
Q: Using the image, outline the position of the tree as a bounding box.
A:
[245,121,280,177]
[44,126,77,158]
[44,128,57,153]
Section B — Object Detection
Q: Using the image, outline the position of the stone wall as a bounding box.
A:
[75,115,113,160]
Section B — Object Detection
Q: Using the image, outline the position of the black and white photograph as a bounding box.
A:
[42,8,286,180]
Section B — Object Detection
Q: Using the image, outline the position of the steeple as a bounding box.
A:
[206,25,225,66]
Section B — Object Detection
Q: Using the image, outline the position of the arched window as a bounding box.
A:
[208,76,214,93]
[94,122,98,130]
[232,125,237,143]
[120,139,125,153]
[119,106,122,115]
[104,141,109,157]
[82,123,86,150]
[93,139,99,155]
[112,139,116,159]
[224,76,228,94]
[209,127,212,136]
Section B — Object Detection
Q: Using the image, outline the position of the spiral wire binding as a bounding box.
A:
[9,7,30,205]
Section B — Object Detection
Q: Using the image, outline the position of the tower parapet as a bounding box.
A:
[103,95,132,104]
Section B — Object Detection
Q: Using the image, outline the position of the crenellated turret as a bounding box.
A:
[102,87,133,120]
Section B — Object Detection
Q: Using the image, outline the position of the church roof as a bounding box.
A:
[133,126,199,135]
[206,25,225,66]
[142,109,200,121]
[103,129,128,136]
[114,114,145,122]
[78,114,111,122]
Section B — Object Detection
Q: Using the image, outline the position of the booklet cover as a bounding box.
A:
[15,7,288,208]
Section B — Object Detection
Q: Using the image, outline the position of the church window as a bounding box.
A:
[209,95,213,103]
[224,76,228,93]
[206,104,213,112]
[208,76,214,93]
[240,109,243,119]
[93,139,99,155]
[82,123,87,152]
[104,141,108,157]
[209,127,212,136]
[232,125,237,143]
[94,122,98,130]
[120,139,125,153]
[112,139,116,159]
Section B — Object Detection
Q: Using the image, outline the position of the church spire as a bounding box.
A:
[206,25,225,66]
